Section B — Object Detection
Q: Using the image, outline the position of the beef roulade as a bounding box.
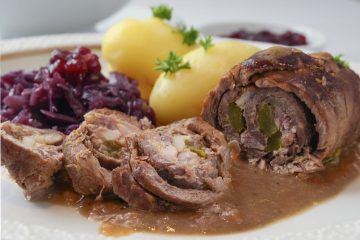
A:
[63,108,152,196]
[202,46,360,174]
[1,121,64,199]
[112,117,231,211]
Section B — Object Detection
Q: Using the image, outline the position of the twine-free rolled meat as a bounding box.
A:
[63,108,152,196]
[112,117,231,211]
[202,47,360,174]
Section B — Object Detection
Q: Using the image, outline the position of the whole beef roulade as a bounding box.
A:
[63,108,152,196]
[202,46,360,174]
[112,117,232,211]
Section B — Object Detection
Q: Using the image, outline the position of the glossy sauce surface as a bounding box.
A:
[50,142,360,236]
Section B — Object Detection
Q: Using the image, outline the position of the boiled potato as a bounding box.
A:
[102,17,196,98]
[149,41,260,125]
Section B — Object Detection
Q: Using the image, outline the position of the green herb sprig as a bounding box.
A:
[155,51,190,74]
[333,54,349,68]
[178,25,199,46]
[151,4,172,20]
[199,36,214,51]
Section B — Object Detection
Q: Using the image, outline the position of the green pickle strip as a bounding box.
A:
[265,131,282,152]
[188,146,207,158]
[323,148,342,164]
[104,140,123,152]
[258,103,279,137]
[258,103,282,152]
[184,139,207,158]
[228,103,246,133]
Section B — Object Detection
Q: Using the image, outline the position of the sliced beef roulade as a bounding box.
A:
[202,46,360,174]
[1,121,65,200]
[63,108,152,196]
[112,117,231,211]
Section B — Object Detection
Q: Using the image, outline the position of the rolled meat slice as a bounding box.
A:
[112,117,231,211]
[1,121,64,200]
[202,46,360,174]
[63,108,152,196]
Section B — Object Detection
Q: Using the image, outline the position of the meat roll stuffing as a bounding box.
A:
[202,47,360,174]
[1,121,64,199]
[112,117,231,211]
[63,108,152,196]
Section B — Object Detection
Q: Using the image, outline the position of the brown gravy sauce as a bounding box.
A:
[49,142,360,236]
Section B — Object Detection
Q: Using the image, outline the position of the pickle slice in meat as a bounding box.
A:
[104,139,123,152]
[323,148,341,164]
[258,103,279,137]
[258,103,282,152]
[228,103,246,133]
[265,131,282,152]
[184,139,207,158]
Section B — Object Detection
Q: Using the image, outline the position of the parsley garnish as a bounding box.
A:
[155,51,190,74]
[151,4,172,20]
[199,36,214,51]
[333,54,349,68]
[178,25,199,46]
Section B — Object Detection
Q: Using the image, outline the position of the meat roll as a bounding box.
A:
[202,46,360,174]
[112,117,231,211]
[63,108,152,196]
[1,121,64,199]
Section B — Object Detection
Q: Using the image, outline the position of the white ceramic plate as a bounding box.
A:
[1,33,360,240]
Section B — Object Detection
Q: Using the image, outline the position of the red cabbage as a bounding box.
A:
[1,47,156,133]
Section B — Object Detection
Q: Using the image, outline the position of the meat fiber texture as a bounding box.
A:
[112,117,232,211]
[63,108,152,196]
[2,107,232,212]
[0,121,64,199]
[63,111,232,210]
[202,46,360,174]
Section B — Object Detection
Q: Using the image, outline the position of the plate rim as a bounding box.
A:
[1,33,102,61]
[2,32,358,72]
